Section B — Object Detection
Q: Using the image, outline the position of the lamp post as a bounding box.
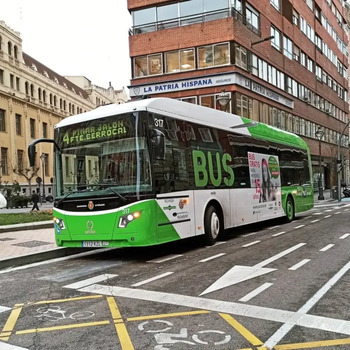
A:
[40,153,46,203]
[315,127,324,200]
[216,90,231,112]
[337,120,350,202]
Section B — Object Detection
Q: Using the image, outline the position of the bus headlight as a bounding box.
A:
[53,217,65,230]
[118,211,141,228]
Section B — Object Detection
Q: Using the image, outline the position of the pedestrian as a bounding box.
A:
[30,190,40,211]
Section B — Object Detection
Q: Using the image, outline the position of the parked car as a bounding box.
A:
[45,194,54,203]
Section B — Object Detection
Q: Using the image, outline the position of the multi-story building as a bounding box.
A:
[128,0,350,190]
[0,21,128,197]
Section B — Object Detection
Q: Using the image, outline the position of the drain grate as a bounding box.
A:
[12,240,51,248]
[0,237,15,241]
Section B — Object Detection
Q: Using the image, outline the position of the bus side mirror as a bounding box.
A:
[28,142,36,167]
[151,129,165,160]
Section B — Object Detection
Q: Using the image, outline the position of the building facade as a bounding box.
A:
[0,21,128,198]
[128,0,350,189]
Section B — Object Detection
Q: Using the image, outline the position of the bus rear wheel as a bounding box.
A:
[204,205,222,246]
[285,196,295,222]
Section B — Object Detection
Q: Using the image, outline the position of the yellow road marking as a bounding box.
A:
[274,337,350,349]
[31,295,103,305]
[16,321,110,334]
[127,310,211,322]
[0,303,24,341]
[107,296,134,350]
[219,313,264,347]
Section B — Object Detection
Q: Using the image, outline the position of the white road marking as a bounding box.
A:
[289,259,311,271]
[242,240,261,247]
[132,272,174,287]
[241,232,258,237]
[268,226,280,230]
[200,243,306,295]
[310,219,320,223]
[78,282,350,336]
[0,306,11,313]
[312,212,322,215]
[324,215,332,219]
[0,341,29,349]
[199,253,226,263]
[264,258,350,347]
[294,225,305,229]
[334,212,341,214]
[239,283,273,302]
[64,274,117,289]
[339,234,350,239]
[147,254,183,263]
[254,243,306,269]
[319,244,334,252]
[272,231,286,237]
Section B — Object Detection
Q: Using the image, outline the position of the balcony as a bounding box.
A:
[130,8,260,37]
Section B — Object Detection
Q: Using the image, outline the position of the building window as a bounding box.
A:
[231,0,242,13]
[30,118,35,138]
[235,44,247,69]
[134,54,163,77]
[283,36,293,59]
[293,45,300,61]
[165,48,195,73]
[15,114,21,135]
[198,43,229,69]
[271,26,281,51]
[16,77,20,91]
[306,0,313,10]
[43,122,48,138]
[17,150,23,171]
[0,69,3,84]
[10,74,14,89]
[292,9,299,26]
[270,0,280,11]
[300,52,306,67]
[246,4,260,32]
[0,109,5,132]
[1,147,8,175]
[307,58,313,72]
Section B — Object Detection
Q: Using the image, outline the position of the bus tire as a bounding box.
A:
[204,205,222,246]
[285,195,295,222]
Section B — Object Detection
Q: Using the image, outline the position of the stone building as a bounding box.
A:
[0,21,128,197]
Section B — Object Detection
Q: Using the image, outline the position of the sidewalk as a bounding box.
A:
[0,190,346,270]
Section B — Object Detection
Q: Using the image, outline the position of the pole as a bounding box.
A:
[40,154,46,203]
[338,120,350,202]
[318,139,324,200]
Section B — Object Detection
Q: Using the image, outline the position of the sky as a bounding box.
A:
[1,0,132,92]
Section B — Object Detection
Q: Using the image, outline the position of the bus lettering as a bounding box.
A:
[192,150,234,187]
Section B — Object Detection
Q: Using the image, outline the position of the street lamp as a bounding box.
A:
[315,127,324,200]
[216,90,231,112]
[40,153,47,203]
[337,120,350,202]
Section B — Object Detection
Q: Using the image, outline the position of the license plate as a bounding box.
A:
[82,241,109,247]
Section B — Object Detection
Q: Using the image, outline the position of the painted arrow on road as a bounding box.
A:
[200,243,306,296]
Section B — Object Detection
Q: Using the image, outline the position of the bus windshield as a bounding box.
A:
[54,113,152,198]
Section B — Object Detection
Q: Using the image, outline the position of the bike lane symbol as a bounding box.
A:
[138,319,231,349]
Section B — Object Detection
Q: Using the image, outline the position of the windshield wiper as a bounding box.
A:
[56,188,90,206]
[95,184,128,202]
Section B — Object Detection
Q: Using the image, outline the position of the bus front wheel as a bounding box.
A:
[285,196,295,222]
[204,205,222,246]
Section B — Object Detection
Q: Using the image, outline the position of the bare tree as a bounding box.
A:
[13,166,39,195]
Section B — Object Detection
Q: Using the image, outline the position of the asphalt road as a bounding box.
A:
[1,200,350,350]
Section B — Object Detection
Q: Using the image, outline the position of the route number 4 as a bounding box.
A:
[138,320,231,349]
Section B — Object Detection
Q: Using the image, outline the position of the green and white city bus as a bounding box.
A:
[28,98,314,248]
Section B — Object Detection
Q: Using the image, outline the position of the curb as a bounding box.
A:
[0,247,96,270]
[0,221,53,233]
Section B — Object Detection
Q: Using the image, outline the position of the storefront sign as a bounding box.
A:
[130,73,294,109]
